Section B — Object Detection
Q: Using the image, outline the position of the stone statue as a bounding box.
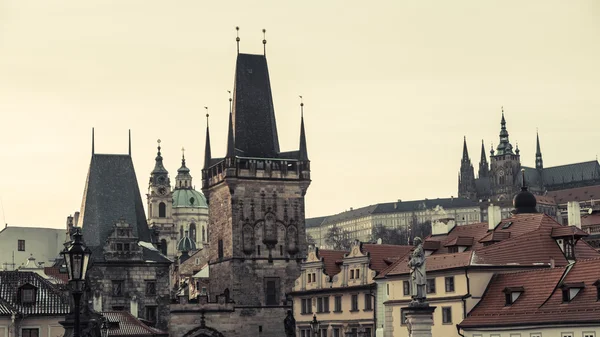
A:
[284,310,296,337]
[408,237,427,305]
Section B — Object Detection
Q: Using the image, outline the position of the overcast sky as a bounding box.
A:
[1,0,599,229]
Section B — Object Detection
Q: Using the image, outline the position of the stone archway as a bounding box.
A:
[182,325,224,337]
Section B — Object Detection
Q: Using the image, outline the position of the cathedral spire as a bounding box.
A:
[495,107,514,156]
[536,129,543,170]
[479,140,489,178]
[462,136,470,162]
[203,111,212,170]
[299,96,308,161]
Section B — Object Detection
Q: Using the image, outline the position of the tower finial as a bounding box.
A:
[92,127,95,155]
[157,139,162,155]
[521,168,527,189]
[228,90,233,114]
[182,147,185,160]
[299,95,304,118]
[203,108,212,169]
[128,129,131,156]
[236,26,240,54]
[262,29,267,56]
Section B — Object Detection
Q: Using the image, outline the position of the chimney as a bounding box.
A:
[431,218,456,235]
[567,201,582,229]
[488,204,501,230]
[73,212,80,226]
[550,257,555,268]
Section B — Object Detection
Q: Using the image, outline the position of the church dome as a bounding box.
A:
[172,189,207,208]
[177,232,197,252]
[513,170,537,214]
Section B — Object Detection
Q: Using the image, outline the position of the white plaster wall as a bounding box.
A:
[0,227,66,270]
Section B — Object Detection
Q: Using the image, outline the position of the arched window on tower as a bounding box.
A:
[160,239,167,255]
[202,226,206,242]
[190,222,197,242]
[180,226,184,239]
[158,202,166,218]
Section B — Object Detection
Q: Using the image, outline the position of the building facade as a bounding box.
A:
[147,145,209,260]
[0,226,66,271]
[459,110,600,203]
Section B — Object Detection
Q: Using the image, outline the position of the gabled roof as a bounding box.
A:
[232,53,280,158]
[378,251,473,278]
[0,271,69,316]
[425,222,490,254]
[459,258,600,329]
[80,154,152,249]
[318,250,346,277]
[101,311,168,337]
[361,244,413,273]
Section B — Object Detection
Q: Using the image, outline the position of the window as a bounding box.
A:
[334,296,342,312]
[280,245,283,256]
[583,332,595,337]
[22,329,39,337]
[560,334,573,337]
[320,329,327,337]
[386,284,390,295]
[564,239,575,259]
[21,288,35,303]
[364,327,372,337]
[112,280,124,296]
[333,328,341,337]
[445,277,455,293]
[562,289,570,302]
[158,202,166,218]
[442,306,452,324]
[403,280,410,296]
[190,222,197,241]
[18,240,25,251]
[218,239,224,259]
[317,297,323,312]
[426,279,436,294]
[264,277,280,305]
[323,296,329,312]
[301,298,312,314]
[257,245,261,256]
[351,294,358,311]
[145,281,156,296]
[159,239,167,255]
[356,269,360,279]
[123,243,130,251]
[364,293,372,310]
[145,306,157,324]
[350,270,355,279]
[448,246,459,253]
[529,334,541,337]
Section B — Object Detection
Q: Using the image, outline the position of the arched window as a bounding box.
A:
[158,202,166,218]
[190,222,197,242]
[160,239,167,255]
[202,226,206,242]
[180,226,184,239]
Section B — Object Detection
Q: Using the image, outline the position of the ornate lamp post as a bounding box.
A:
[100,318,109,337]
[310,314,320,337]
[61,228,92,337]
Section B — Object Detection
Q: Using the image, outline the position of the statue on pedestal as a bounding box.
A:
[284,310,296,337]
[408,237,427,306]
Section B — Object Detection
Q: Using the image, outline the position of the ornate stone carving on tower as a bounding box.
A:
[489,109,521,201]
[200,46,311,337]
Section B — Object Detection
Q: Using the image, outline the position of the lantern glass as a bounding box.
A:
[100,320,109,337]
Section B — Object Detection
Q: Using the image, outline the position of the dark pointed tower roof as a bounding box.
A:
[495,108,514,156]
[203,113,212,169]
[226,97,235,158]
[178,148,190,174]
[232,53,280,158]
[536,130,544,170]
[299,99,308,161]
[513,169,537,214]
[152,140,169,175]
[462,136,470,161]
[480,140,487,164]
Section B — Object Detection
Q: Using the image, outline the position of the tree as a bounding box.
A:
[306,233,316,246]
[413,220,432,240]
[325,225,353,250]
[371,224,410,245]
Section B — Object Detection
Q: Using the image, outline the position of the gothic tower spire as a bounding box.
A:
[203,111,212,170]
[462,136,470,162]
[536,130,543,170]
[299,96,308,161]
[226,95,235,159]
[495,107,514,156]
[459,137,476,199]
[479,140,489,178]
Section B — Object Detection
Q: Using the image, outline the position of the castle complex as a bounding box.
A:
[458,110,600,202]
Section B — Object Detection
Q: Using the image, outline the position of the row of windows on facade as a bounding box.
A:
[111,280,157,297]
[300,294,373,314]
[299,326,372,337]
[401,306,454,325]
[400,276,455,296]
[216,239,292,259]
[471,333,595,337]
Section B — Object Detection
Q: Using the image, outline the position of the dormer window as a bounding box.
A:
[560,282,585,302]
[563,239,575,260]
[503,286,524,305]
[19,285,37,304]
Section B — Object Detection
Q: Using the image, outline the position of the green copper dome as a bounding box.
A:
[172,189,207,208]
[177,232,197,252]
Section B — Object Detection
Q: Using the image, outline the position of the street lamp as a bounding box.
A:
[61,228,92,337]
[100,318,109,337]
[310,314,320,337]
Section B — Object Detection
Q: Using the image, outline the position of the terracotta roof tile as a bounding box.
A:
[362,244,413,273]
[551,226,588,238]
[101,311,168,336]
[425,222,490,254]
[318,249,346,277]
[381,251,473,277]
[459,258,600,328]
[547,185,600,204]
[582,213,600,227]
[444,236,474,247]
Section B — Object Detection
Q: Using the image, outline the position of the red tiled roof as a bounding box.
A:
[551,226,588,238]
[547,185,600,204]
[379,251,473,278]
[582,213,600,227]
[422,240,440,251]
[101,311,168,337]
[362,244,413,273]
[318,249,346,277]
[535,195,556,205]
[43,266,69,284]
[478,231,510,243]
[425,222,490,254]
[444,236,474,247]
[459,258,600,329]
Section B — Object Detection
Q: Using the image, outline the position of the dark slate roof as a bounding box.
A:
[232,53,280,158]
[0,271,69,316]
[543,161,600,186]
[372,197,479,214]
[102,311,168,337]
[474,177,491,197]
[305,216,328,228]
[79,154,153,253]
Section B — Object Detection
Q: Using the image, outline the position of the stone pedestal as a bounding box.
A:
[403,305,436,337]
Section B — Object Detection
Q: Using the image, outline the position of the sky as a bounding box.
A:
[0,0,599,229]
